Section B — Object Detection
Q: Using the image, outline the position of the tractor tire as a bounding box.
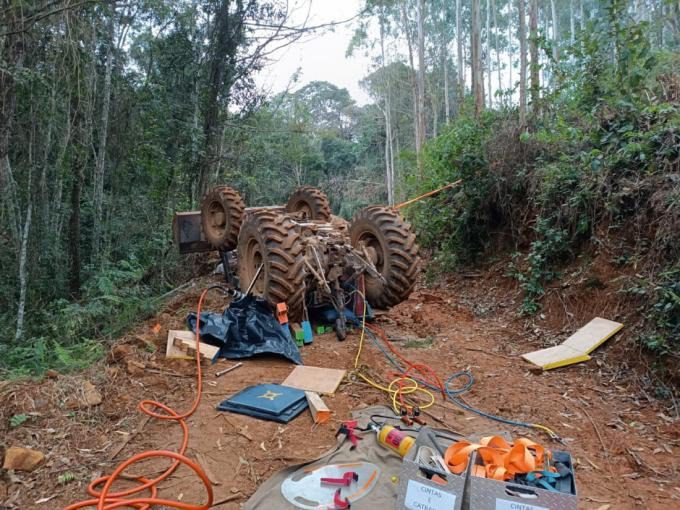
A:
[285,186,332,222]
[237,211,306,321]
[201,186,245,251]
[350,206,420,309]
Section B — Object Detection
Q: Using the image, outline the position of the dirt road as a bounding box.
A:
[1,270,677,509]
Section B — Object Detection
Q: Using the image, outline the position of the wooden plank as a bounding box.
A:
[522,344,591,370]
[522,317,623,371]
[165,330,194,359]
[166,330,219,360]
[562,317,623,354]
[281,366,346,395]
[305,391,330,424]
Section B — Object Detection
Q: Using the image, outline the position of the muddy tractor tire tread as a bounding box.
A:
[350,206,420,309]
[285,186,332,222]
[237,211,306,321]
[201,186,245,251]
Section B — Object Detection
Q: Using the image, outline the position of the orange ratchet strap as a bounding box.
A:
[444,436,553,481]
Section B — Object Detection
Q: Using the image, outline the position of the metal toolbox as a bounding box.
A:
[395,427,466,510]
[466,450,577,510]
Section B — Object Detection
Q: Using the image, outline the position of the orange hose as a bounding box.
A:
[66,288,215,510]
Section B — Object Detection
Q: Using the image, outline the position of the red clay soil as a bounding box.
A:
[1,269,677,509]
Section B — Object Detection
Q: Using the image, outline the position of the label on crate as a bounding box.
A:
[404,480,456,510]
[495,499,548,510]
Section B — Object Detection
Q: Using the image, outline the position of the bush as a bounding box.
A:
[0,259,158,378]
[407,10,678,363]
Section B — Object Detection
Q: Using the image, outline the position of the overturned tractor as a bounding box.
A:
[174,186,420,339]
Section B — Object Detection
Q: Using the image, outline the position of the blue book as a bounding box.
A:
[217,383,308,423]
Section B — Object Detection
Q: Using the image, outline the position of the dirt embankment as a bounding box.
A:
[0,264,677,509]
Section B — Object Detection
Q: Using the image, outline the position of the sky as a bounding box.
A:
[254,0,373,105]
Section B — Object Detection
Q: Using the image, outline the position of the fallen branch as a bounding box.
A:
[211,493,242,507]
[107,416,150,461]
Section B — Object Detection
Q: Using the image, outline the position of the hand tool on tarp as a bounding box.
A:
[336,420,363,450]
[333,489,351,509]
[320,471,359,487]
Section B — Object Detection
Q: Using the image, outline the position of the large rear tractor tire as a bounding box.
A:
[285,186,332,222]
[201,186,246,251]
[237,211,306,320]
[350,206,420,309]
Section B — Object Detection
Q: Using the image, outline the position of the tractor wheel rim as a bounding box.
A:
[244,239,265,294]
[293,201,313,220]
[207,201,227,237]
[358,233,385,273]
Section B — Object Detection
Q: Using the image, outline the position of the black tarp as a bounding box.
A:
[187,296,303,365]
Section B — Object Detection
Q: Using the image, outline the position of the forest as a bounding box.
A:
[0,0,678,379]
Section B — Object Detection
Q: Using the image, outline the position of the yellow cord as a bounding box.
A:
[352,287,435,413]
[351,287,560,441]
[530,423,561,440]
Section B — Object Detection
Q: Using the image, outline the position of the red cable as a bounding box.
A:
[66,288,215,510]
[367,323,447,411]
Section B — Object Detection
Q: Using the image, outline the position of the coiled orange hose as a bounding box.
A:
[66,288,215,510]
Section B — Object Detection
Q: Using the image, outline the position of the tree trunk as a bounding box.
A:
[493,0,501,106]
[508,2,513,102]
[444,56,450,123]
[67,77,85,299]
[570,0,575,42]
[0,24,22,249]
[68,150,85,299]
[579,0,584,32]
[196,0,245,200]
[529,0,540,113]
[379,11,394,206]
[518,0,527,126]
[550,0,559,61]
[40,81,56,234]
[400,3,421,170]
[92,10,115,263]
[486,0,492,108]
[416,0,426,176]
[15,182,32,341]
[471,0,484,117]
[456,0,464,101]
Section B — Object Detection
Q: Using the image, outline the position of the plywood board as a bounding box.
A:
[522,317,623,371]
[522,345,591,370]
[562,317,624,353]
[281,366,346,395]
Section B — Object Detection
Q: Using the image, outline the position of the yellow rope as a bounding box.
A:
[352,288,435,413]
[351,288,560,440]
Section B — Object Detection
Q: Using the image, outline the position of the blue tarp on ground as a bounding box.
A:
[187,295,303,365]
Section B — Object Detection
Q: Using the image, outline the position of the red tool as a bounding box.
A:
[337,421,362,450]
[411,406,426,426]
[333,489,351,509]
[400,406,413,426]
[320,471,359,487]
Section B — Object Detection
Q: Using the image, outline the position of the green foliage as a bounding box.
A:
[509,221,568,315]
[0,259,156,378]
[10,414,29,428]
[57,472,76,485]
[410,111,495,269]
[411,8,678,364]
[627,268,680,356]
